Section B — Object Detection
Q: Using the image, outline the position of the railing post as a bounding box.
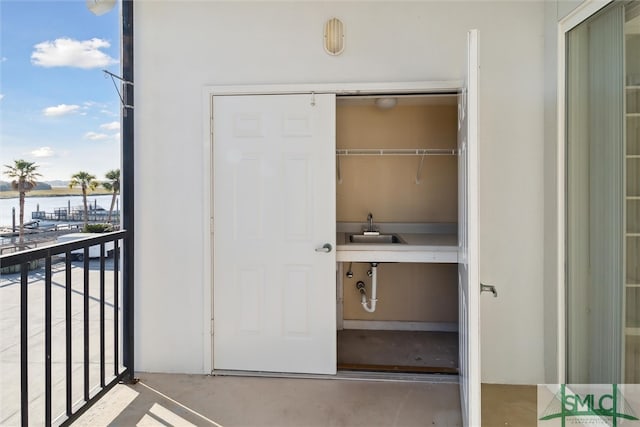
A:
[100,243,106,388]
[65,252,73,417]
[121,0,136,383]
[20,262,28,427]
[114,240,120,377]
[45,255,52,426]
[83,247,90,402]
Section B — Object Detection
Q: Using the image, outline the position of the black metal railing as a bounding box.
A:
[0,231,132,426]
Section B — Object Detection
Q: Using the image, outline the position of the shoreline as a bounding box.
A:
[0,189,113,200]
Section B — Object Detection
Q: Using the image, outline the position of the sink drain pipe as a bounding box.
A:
[357,263,378,313]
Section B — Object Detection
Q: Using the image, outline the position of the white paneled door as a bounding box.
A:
[458,30,481,426]
[212,94,337,375]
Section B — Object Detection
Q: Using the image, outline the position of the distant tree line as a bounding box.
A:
[0,181,51,191]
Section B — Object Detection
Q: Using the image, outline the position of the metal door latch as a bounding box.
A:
[480,283,498,298]
[315,243,333,253]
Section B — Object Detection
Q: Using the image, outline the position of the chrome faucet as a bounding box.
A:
[367,212,374,232]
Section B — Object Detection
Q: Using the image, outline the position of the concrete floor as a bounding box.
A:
[72,374,538,427]
[337,330,457,372]
[73,373,463,427]
[0,257,121,426]
[481,384,537,427]
[1,258,537,427]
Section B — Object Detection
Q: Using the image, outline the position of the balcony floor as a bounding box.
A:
[0,255,536,426]
[0,257,122,426]
[73,372,461,426]
[72,373,537,427]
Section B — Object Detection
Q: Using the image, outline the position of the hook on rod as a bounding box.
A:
[415,153,426,184]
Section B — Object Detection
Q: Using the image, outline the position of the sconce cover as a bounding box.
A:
[324,18,345,55]
[86,0,116,16]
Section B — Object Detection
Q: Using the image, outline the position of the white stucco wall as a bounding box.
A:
[134,0,546,384]
[543,0,561,385]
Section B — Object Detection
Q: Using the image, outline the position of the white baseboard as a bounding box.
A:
[342,320,458,332]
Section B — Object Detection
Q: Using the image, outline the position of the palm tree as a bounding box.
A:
[3,160,41,246]
[69,171,98,229]
[102,169,120,224]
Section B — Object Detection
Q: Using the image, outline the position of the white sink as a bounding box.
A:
[348,233,405,244]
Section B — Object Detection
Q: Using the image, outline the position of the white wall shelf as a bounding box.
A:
[336,148,458,156]
[335,148,458,184]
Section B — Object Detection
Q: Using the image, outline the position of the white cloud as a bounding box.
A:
[84,131,110,141]
[31,38,118,69]
[43,104,80,117]
[31,147,55,158]
[0,94,4,101]
[100,109,118,117]
[82,101,107,110]
[100,121,120,131]
[1,57,6,62]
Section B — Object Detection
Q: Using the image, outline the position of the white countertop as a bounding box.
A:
[335,223,458,263]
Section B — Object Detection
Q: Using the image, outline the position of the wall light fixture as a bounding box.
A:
[324,18,345,56]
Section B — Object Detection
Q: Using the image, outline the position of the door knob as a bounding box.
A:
[315,243,332,253]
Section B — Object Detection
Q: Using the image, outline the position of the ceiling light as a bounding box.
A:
[375,97,397,110]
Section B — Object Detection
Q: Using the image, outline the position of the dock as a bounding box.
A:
[31,206,120,223]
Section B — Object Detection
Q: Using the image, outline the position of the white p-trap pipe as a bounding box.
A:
[361,263,378,313]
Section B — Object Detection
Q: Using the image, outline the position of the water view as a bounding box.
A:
[0,194,118,227]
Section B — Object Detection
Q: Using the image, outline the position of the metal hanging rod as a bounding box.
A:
[336,148,458,156]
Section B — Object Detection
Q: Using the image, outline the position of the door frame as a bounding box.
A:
[202,80,463,375]
[556,0,613,383]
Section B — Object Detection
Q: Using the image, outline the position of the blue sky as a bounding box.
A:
[0,0,121,181]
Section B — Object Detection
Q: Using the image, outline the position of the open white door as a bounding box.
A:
[458,30,480,426]
[212,93,337,375]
